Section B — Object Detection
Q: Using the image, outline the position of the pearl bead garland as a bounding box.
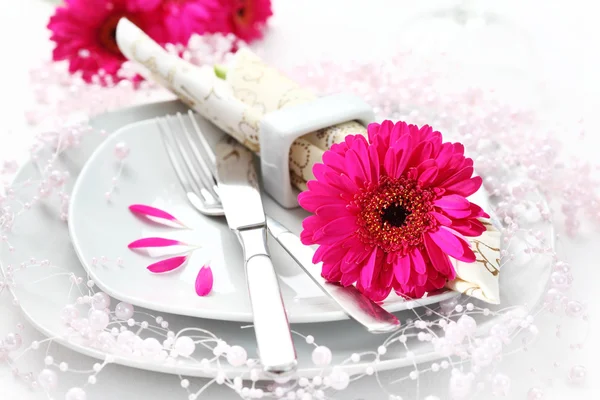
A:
[0,44,589,400]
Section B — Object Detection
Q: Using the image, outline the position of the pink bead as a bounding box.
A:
[114,142,130,160]
[527,387,544,400]
[568,365,586,385]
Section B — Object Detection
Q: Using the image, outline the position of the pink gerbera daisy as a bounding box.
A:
[299,121,489,302]
[47,0,166,83]
[215,0,273,42]
[159,0,223,45]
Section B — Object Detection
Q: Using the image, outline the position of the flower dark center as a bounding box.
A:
[98,13,126,55]
[233,0,252,26]
[353,176,438,254]
[382,204,411,227]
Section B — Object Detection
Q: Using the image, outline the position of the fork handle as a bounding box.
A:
[266,217,401,334]
[236,227,297,377]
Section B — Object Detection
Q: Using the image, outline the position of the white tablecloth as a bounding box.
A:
[0,0,596,399]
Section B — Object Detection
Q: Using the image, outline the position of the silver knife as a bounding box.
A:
[214,137,297,377]
[266,217,401,334]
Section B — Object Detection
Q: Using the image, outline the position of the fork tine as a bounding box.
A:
[175,112,220,197]
[158,117,214,212]
[187,110,217,178]
[166,115,220,203]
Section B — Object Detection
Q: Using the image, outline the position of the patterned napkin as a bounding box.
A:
[115,18,501,304]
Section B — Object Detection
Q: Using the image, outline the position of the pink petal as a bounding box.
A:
[430,211,452,226]
[393,254,411,285]
[424,234,455,278]
[129,204,188,228]
[409,248,427,274]
[359,248,378,289]
[445,176,482,197]
[427,228,466,260]
[434,194,470,210]
[195,265,213,296]
[128,237,186,249]
[147,256,188,273]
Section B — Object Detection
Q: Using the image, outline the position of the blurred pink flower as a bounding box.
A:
[160,0,223,44]
[299,121,488,301]
[215,0,273,42]
[47,0,166,83]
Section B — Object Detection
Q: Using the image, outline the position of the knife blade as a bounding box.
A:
[214,137,297,377]
[266,217,401,334]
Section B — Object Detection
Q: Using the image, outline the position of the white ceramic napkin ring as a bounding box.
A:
[260,93,375,208]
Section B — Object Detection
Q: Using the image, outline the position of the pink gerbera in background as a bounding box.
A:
[216,0,273,42]
[47,0,273,84]
[160,0,223,44]
[299,121,489,302]
[47,0,167,83]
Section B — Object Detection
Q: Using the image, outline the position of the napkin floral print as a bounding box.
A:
[299,121,488,302]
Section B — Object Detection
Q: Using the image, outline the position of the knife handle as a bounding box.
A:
[266,217,401,334]
[237,227,297,377]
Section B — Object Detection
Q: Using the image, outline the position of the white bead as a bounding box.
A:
[312,346,332,366]
[568,365,587,385]
[232,376,242,389]
[328,368,349,390]
[305,335,314,344]
[527,387,544,400]
[114,302,134,320]
[455,305,464,313]
[466,303,474,311]
[174,336,196,357]
[37,369,58,390]
[312,376,322,386]
[366,366,374,375]
[350,353,360,362]
[215,372,225,385]
[457,315,477,335]
[44,356,54,365]
[377,345,387,355]
[127,318,135,327]
[431,363,440,372]
[59,362,68,372]
[65,387,86,400]
[93,363,102,372]
[226,345,247,367]
[87,375,97,385]
[89,309,109,331]
[91,292,110,310]
[31,341,39,350]
[114,142,130,160]
[60,305,79,324]
[409,370,419,380]
[298,377,309,387]
[492,373,510,396]
[142,338,162,357]
[250,368,260,382]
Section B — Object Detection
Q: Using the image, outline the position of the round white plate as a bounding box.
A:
[68,109,459,323]
[8,101,553,379]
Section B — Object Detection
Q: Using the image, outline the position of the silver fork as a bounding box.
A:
[158,111,401,334]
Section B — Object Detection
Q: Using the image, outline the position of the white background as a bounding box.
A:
[0,0,597,399]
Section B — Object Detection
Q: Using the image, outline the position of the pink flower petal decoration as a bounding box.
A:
[128,237,187,249]
[195,265,213,296]
[129,204,188,228]
[147,256,188,273]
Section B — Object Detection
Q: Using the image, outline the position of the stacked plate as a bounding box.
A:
[8,101,553,381]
